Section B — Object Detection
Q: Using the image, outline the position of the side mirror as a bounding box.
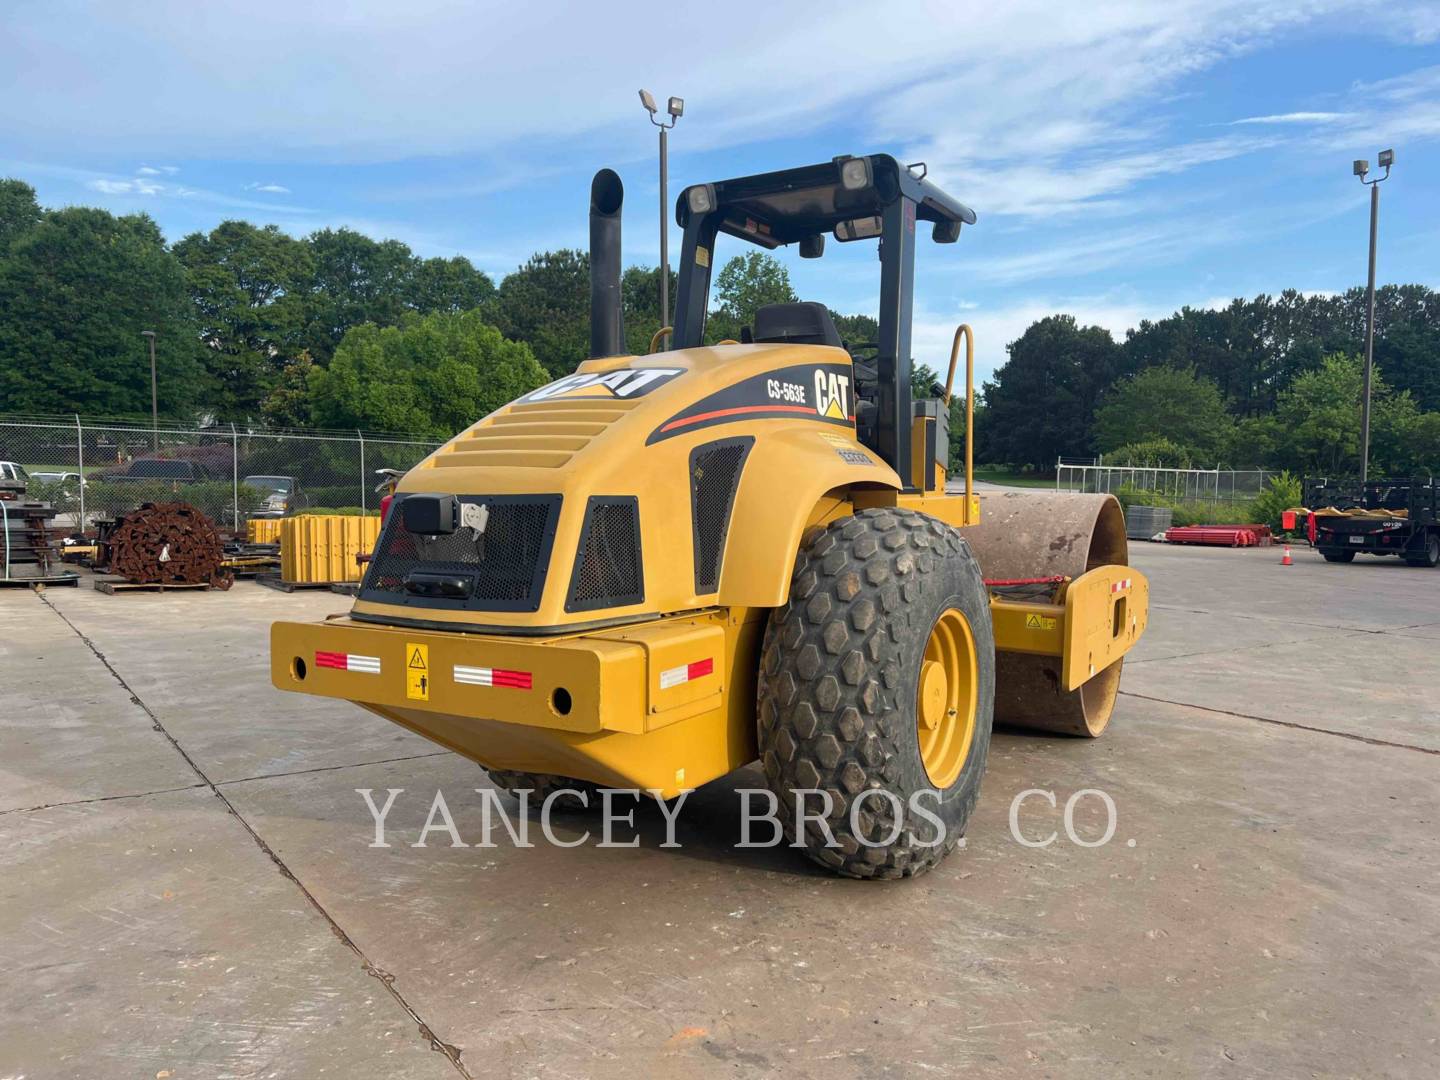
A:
[834,215,883,242]
[932,220,962,244]
[799,234,825,259]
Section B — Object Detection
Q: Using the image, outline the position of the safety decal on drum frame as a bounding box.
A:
[659,657,714,689]
[406,642,430,701]
[453,665,533,690]
[315,651,381,674]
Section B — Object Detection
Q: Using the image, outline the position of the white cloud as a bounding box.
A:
[3,0,1430,217]
[43,164,309,213]
[89,177,162,196]
[244,181,291,193]
[136,165,162,175]
[1331,64,1440,144]
[1229,111,1352,125]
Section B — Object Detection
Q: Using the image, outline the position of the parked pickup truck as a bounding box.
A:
[105,458,214,484]
[242,475,309,518]
[1297,476,1439,567]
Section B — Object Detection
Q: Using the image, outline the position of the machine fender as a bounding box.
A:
[715,426,899,608]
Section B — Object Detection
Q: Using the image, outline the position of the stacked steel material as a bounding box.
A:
[0,498,75,583]
[1125,504,1173,540]
[98,501,233,588]
[1164,525,1265,547]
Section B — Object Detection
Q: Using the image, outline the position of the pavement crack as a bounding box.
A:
[1127,630,1343,666]
[216,751,452,788]
[0,783,207,817]
[37,593,474,1079]
[1120,690,1440,756]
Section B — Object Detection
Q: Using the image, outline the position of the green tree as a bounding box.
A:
[1093,366,1233,461]
[0,178,42,250]
[980,315,1128,468]
[1253,471,1303,533]
[299,228,417,362]
[620,264,675,356]
[307,310,547,436]
[706,251,797,343]
[1100,436,1194,468]
[260,354,318,428]
[0,207,203,415]
[173,220,314,419]
[831,312,878,347]
[1263,352,1420,475]
[409,255,495,315]
[1122,303,1272,416]
[484,249,590,378]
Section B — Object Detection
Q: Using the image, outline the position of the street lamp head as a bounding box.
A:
[140,329,156,338]
[1377,148,1394,168]
[667,96,684,119]
[1352,158,1369,178]
[638,89,657,115]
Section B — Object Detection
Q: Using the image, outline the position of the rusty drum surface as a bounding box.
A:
[963,491,1128,737]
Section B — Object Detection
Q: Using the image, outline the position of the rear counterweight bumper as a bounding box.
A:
[270,610,759,797]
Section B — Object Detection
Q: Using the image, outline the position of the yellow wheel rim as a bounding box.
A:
[916,607,979,789]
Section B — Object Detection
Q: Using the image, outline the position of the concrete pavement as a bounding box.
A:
[2,542,1437,1078]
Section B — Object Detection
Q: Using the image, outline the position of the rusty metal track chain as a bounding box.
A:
[104,501,233,589]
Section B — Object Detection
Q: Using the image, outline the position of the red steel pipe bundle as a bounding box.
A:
[1164,525,1263,547]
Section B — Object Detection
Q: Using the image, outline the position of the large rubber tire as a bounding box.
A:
[484,770,601,812]
[1404,532,1440,568]
[757,508,996,879]
[1321,549,1356,563]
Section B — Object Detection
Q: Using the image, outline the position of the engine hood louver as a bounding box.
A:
[430,398,640,470]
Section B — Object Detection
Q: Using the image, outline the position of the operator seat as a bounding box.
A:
[752,302,844,349]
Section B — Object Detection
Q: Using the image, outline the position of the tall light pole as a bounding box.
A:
[1353,148,1393,483]
[639,89,683,348]
[141,329,158,451]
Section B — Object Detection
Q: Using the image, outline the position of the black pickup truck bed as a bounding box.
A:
[1301,477,1439,567]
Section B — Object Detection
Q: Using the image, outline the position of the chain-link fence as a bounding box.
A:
[1055,462,1273,504]
[0,414,443,532]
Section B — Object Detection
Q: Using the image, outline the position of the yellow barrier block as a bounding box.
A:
[246,518,283,545]
[279,514,381,584]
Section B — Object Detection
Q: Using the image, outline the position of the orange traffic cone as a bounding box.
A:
[1281,545,1293,566]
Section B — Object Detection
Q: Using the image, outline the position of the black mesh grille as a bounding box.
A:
[690,437,753,593]
[566,496,643,612]
[360,495,561,612]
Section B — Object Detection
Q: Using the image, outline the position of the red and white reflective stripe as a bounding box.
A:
[315,651,381,674]
[1110,578,1133,594]
[453,664,532,690]
[659,657,714,690]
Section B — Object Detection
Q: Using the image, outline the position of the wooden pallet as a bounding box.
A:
[93,577,212,595]
[224,559,281,580]
[255,574,357,593]
[0,571,81,588]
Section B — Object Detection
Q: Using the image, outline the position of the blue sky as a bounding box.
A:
[3,1,1437,380]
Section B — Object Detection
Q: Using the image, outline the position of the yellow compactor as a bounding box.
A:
[272,155,1147,878]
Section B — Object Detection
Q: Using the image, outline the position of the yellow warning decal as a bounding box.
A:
[1025,613,1057,631]
[695,246,710,268]
[405,642,430,701]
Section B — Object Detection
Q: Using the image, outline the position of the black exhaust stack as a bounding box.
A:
[589,169,626,358]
